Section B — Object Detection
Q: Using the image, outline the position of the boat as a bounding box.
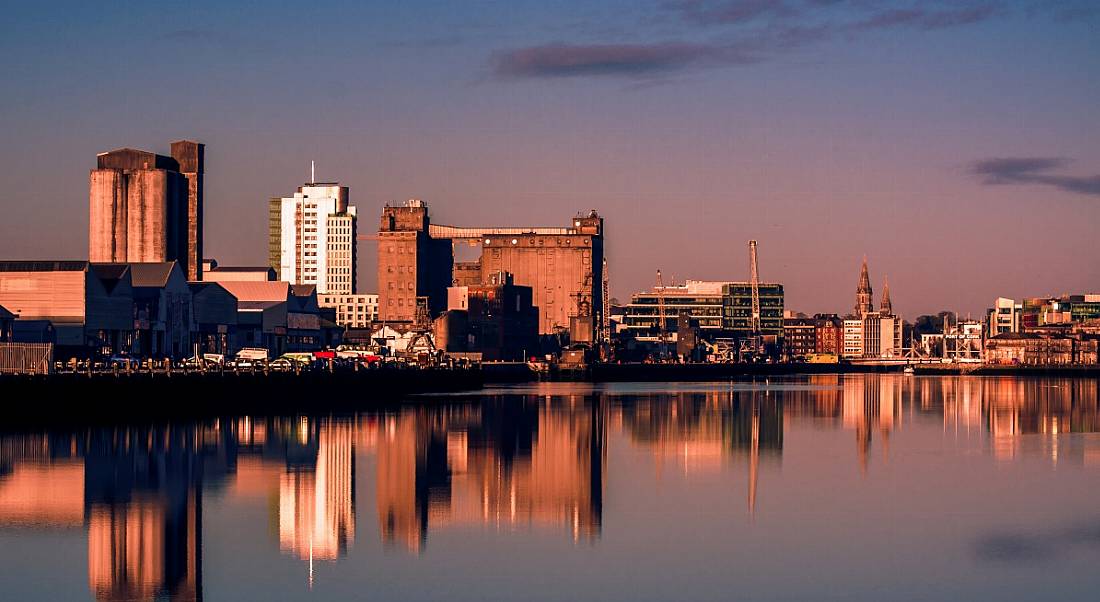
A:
[903,366,915,375]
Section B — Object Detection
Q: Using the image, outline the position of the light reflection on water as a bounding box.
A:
[1,374,1099,601]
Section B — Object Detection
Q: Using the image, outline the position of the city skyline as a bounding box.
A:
[2,1,1099,319]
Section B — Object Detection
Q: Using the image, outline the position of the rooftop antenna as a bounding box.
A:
[311,160,315,184]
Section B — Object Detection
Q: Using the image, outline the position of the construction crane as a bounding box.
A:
[740,240,763,361]
[749,240,761,334]
[655,269,668,360]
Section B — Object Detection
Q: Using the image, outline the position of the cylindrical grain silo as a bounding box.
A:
[126,169,170,263]
[88,169,127,262]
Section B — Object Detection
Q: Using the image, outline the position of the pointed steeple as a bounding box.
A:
[880,275,892,316]
[855,256,874,317]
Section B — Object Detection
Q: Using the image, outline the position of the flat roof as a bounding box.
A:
[0,261,88,272]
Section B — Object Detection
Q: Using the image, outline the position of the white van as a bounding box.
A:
[236,348,270,361]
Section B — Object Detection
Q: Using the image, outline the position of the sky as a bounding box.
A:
[0,0,1097,319]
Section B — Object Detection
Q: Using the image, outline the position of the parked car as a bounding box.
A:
[268,357,295,372]
[182,356,218,370]
[229,358,259,370]
[107,355,140,370]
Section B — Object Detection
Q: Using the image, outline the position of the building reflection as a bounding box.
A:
[82,426,205,602]
[841,374,904,473]
[0,375,1099,597]
[277,420,355,564]
[0,417,359,598]
[981,378,1100,463]
[376,397,605,553]
[616,388,783,514]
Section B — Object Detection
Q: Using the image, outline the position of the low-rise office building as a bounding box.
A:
[622,280,784,339]
[987,297,1022,337]
[318,293,378,329]
[842,318,864,358]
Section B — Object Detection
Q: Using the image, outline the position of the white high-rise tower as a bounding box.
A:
[268,181,357,294]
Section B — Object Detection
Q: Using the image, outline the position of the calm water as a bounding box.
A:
[2,374,1099,601]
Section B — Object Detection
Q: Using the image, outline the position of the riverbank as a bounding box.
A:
[483,361,1100,382]
[912,364,1100,377]
[482,361,903,382]
[0,367,483,426]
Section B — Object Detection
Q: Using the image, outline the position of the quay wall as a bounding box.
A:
[0,367,482,426]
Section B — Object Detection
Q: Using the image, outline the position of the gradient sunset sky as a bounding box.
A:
[1,0,1097,318]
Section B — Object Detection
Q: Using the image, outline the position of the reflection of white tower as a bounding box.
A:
[279,421,356,582]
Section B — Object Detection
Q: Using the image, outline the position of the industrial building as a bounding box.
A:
[0,304,13,341]
[101,262,194,358]
[377,200,604,342]
[942,320,983,362]
[0,261,135,358]
[269,182,357,295]
[202,261,277,283]
[437,271,539,361]
[376,200,453,322]
[217,280,324,354]
[89,141,204,281]
[189,282,238,355]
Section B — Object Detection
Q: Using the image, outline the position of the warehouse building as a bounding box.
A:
[0,261,135,358]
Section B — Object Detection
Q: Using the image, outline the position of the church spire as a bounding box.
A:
[855,256,874,317]
[880,275,892,315]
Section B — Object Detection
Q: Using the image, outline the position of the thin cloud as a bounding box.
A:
[667,0,1003,31]
[667,0,796,25]
[971,157,1100,197]
[490,1,1087,81]
[853,4,1002,31]
[490,43,758,79]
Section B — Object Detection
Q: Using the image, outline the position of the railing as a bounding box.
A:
[0,343,53,375]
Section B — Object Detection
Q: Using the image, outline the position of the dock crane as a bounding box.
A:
[656,269,669,361]
[740,240,763,360]
[749,240,761,334]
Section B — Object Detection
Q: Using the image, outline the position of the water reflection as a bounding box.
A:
[619,389,782,513]
[0,375,1097,601]
[376,397,604,552]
